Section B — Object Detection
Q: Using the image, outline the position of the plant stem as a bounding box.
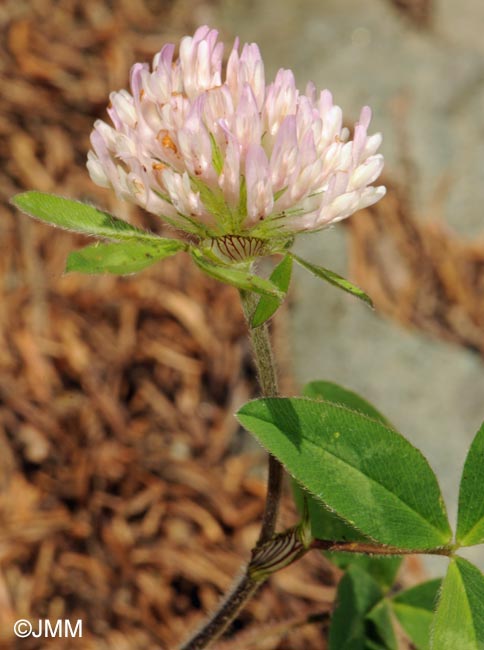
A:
[241,290,282,543]
[179,290,284,650]
[311,539,455,557]
[179,574,264,650]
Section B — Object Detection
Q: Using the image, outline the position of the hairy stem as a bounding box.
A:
[179,574,264,650]
[179,290,284,650]
[241,290,282,543]
[312,539,455,557]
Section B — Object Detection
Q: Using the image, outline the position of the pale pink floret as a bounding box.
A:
[218,131,240,208]
[88,26,386,242]
[246,144,274,225]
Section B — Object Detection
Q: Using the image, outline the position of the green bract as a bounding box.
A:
[67,240,185,274]
[10,192,375,320]
[11,192,161,241]
[251,255,293,327]
[190,248,284,298]
[291,254,373,307]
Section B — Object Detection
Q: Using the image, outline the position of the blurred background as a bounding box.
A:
[1,0,484,648]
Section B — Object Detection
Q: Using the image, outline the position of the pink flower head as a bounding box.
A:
[88,26,385,259]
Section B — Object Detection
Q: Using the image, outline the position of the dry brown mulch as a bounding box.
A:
[348,181,484,359]
[2,1,467,648]
[0,2,340,649]
[0,245,339,650]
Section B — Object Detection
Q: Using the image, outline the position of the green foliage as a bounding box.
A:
[366,600,397,650]
[237,397,452,549]
[302,381,391,426]
[294,381,402,586]
[432,557,484,650]
[66,239,184,274]
[292,479,366,542]
[16,192,484,650]
[11,192,161,241]
[251,255,293,327]
[329,565,389,650]
[456,422,484,546]
[294,479,402,590]
[190,249,284,298]
[329,560,441,650]
[332,554,402,592]
[291,254,373,307]
[391,579,441,650]
[364,642,389,650]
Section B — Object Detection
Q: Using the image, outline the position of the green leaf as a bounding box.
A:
[332,554,402,591]
[456,422,484,546]
[292,481,401,588]
[303,381,391,426]
[11,192,160,241]
[298,381,402,585]
[190,249,284,298]
[251,255,292,327]
[298,381,400,585]
[366,600,398,650]
[66,239,185,274]
[292,254,373,307]
[391,579,441,650]
[431,557,484,650]
[292,479,367,542]
[393,578,441,610]
[237,398,452,549]
[329,565,384,650]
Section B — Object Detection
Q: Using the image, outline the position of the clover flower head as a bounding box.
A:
[87,26,386,261]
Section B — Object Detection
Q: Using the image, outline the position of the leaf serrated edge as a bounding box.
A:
[237,397,453,548]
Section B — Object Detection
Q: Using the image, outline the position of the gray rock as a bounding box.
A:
[218,0,484,572]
